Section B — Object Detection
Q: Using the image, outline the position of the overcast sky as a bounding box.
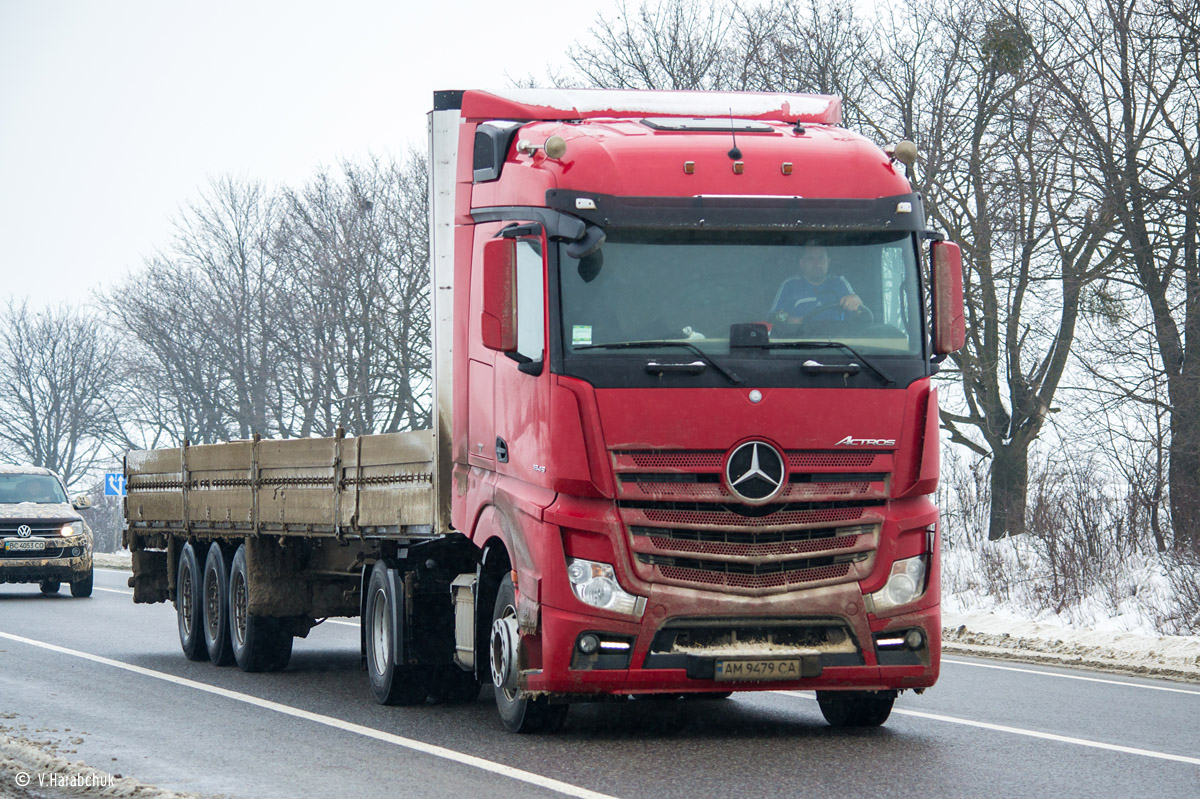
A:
[0,0,615,308]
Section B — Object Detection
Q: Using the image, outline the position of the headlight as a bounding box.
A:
[869,554,927,613]
[565,558,645,617]
[60,521,83,537]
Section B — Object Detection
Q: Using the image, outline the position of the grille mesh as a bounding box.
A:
[645,533,859,558]
[641,507,867,527]
[658,562,851,589]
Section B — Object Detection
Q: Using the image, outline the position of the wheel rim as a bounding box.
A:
[232,569,248,647]
[205,564,221,640]
[180,563,194,637]
[370,588,390,676]
[491,603,518,701]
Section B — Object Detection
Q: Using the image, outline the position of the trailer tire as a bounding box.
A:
[203,543,235,666]
[364,560,431,705]
[176,542,209,661]
[39,580,61,595]
[491,574,567,733]
[70,569,93,598]
[816,690,896,727]
[229,544,292,673]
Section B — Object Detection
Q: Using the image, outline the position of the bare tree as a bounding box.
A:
[0,301,121,488]
[1014,0,1200,550]
[566,0,740,90]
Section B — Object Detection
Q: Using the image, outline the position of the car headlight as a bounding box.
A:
[869,554,927,613]
[566,558,645,617]
[60,521,83,537]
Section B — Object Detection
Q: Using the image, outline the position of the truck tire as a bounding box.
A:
[70,569,93,598]
[177,542,209,661]
[39,580,61,595]
[491,574,567,733]
[228,544,292,672]
[203,543,235,666]
[816,690,896,727]
[364,560,432,705]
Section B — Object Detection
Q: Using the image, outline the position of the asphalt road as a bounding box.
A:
[2,568,1198,799]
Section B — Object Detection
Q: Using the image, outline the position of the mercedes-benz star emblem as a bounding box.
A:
[16,524,33,538]
[725,441,786,503]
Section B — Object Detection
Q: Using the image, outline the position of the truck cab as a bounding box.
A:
[429,89,964,730]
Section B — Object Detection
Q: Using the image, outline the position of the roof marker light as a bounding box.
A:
[684,161,695,174]
[781,162,793,175]
[732,161,745,174]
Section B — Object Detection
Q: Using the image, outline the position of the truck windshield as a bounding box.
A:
[560,230,923,358]
[0,474,68,504]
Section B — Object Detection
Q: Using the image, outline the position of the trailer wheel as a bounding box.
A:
[39,580,61,595]
[176,542,209,661]
[203,543,235,666]
[364,561,432,705]
[491,574,567,733]
[70,569,93,598]
[228,544,292,672]
[816,690,896,727]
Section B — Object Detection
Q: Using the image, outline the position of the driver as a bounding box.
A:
[771,245,862,322]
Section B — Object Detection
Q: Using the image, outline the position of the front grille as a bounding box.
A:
[613,446,891,594]
[0,524,64,536]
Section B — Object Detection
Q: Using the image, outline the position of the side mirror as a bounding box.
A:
[72,494,93,510]
[481,238,517,352]
[931,241,966,354]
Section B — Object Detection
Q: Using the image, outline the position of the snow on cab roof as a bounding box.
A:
[459,88,842,125]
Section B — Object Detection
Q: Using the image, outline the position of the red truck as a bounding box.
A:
[124,88,965,733]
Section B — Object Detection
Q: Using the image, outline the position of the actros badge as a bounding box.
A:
[725,441,786,504]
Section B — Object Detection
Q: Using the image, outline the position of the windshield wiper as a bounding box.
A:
[574,341,744,384]
[761,340,895,385]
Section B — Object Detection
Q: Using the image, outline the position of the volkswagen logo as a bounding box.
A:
[724,441,786,504]
[16,524,33,538]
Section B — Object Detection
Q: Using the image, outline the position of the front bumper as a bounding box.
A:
[0,539,92,585]
[522,581,940,696]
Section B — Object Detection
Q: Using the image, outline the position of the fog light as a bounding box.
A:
[71,547,81,557]
[905,629,925,649]
[578,633,600,654]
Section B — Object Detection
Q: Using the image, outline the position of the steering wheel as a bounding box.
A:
[779,302,874,331]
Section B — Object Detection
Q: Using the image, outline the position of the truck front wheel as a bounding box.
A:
[490,574,567,733]
[176,542,208,661]
[816,690,896,727]
[364,561,431,705]
[228,544,292,672]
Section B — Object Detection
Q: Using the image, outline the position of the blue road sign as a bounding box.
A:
[104,473,127,497]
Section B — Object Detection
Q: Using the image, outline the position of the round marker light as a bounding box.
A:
[905,629,925,650]
[578,634,600,654]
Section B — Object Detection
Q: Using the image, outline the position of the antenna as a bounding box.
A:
[727,108,742,160]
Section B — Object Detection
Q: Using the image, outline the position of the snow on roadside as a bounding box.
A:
[0,723,212,799]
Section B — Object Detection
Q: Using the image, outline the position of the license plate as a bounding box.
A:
[715,658,803,682]
[4,539,46,552]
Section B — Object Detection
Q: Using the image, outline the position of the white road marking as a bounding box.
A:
[93,587,133,596]
[944,657,1200,696]
[96,568,130,575]
[773,690,1200,766]
[324,619,358,628]
[0,631,619,799]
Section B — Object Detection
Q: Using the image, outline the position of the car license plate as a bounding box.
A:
[4,539,46,552]
[715,658,803,682]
